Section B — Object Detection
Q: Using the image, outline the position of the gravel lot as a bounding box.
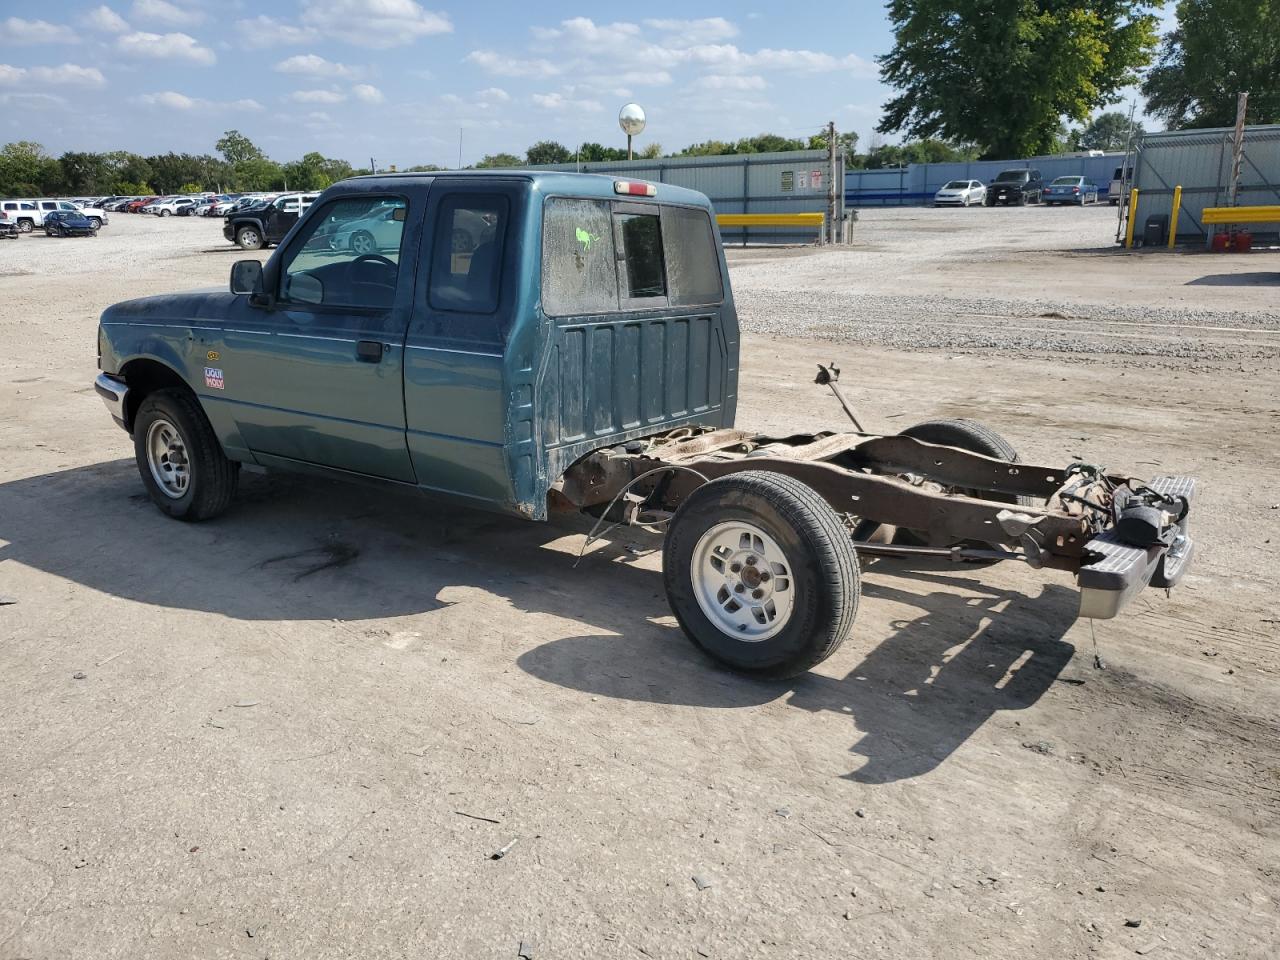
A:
[1,208,1278,960]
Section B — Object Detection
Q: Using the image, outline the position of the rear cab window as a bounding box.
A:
[541,196,722,316]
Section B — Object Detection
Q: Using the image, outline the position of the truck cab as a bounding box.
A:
[103,172,737,518]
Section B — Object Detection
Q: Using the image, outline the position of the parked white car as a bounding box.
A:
[326,200,406,253]
[30,198,109,230]
[149,197,200,217]
[933,180,987,207]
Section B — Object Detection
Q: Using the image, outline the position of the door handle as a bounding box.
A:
[356,340,385,363]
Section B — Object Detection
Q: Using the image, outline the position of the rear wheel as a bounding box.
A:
[133,388,238,521]
[350,230,376,255]
[88,217,102,229]
[664,471,860,678]
[853,419,1033,565]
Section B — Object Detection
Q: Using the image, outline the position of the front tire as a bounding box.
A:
[133,388,238,521]
[664,471,860,678]
[236,226,263,251]
[18,219,32,233]
[350,230,376,255]
[88,217,102,229]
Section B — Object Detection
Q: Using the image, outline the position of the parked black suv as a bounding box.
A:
[986,169,1043,206]
[223,193,318,250]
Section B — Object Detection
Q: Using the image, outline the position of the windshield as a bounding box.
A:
[942,181,968,189]
[994,171,1026,182]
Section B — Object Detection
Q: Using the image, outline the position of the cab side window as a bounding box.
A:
[278,196,407,309]
[661,206,723,306]
[428,194,508,315]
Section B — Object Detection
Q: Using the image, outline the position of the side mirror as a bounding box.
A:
[230,259,263,296]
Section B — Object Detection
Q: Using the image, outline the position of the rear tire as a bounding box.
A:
[663,471,860,678]
[133,388,238,522]
[853,419,1034,565]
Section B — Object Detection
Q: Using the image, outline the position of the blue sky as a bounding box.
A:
[0,1,1171,167]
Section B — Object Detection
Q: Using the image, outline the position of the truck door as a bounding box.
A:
[402,179,524,507]
[205,190,422,482]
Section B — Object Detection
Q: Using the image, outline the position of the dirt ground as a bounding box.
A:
[1,210,1277,959]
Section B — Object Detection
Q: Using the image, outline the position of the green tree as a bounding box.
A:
[1143,0,1280,128]
[58,152,112,194]
[0,141,53,195]
[215,129,264,165]
[525,140,571,165]
[878,1,1164,158]
[638,142,663,159]
[577,142,628,162]
[104,151,154,193]
[475,152,522,168]
[1069,111,1144,151]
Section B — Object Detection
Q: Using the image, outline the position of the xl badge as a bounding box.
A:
[204,367,225,390]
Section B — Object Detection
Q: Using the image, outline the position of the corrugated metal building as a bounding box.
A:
[1130,124,1280,244]
[844,152,1125,207]
[538,149,842,243]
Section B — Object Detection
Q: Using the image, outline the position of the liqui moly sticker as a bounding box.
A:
[204,367,224,390]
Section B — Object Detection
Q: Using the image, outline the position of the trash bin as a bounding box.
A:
[1143,213,1169,247]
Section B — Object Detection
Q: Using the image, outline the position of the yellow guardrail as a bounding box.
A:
[1201,205,1280,224]
[716,213,826,228]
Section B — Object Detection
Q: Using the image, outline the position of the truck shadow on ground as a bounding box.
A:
[0,458,1077,784]
[1186,271,1280,286]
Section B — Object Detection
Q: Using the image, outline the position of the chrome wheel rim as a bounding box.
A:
[691,520,795,642]
[352,233,374,254]
[146,418,191,499]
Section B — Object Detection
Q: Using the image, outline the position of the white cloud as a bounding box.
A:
[301,0,452,49]
[0,17,78,44]
[465,50,560,78]
[82,5,130,33]
[139,90,263,111]
[478,87,510,102]
[28,65,107,87]
[531,91,603,113]
[289,88,347,104]
[275,54,356,77]
[0,64,107,88]
[117,31,216,64]
[352,83,384,103]
[701,74,766,91]
[643,17,738,44]
[131,0,204,27]
[234,16,318,48]
[0,92,67,108]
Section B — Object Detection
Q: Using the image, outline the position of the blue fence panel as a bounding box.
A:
[846,153,1126,207]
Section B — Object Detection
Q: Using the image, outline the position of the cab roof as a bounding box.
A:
[345,169,713,209]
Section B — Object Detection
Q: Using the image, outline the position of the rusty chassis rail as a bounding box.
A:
[554,427,1131,572]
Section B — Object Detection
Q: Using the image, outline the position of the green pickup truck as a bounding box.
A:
[95,171,1196,677]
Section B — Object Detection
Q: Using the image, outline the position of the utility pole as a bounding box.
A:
[1229,91,1249,207]
[457,128,463,170]
[369,157,375,175]
[826,120,837,244]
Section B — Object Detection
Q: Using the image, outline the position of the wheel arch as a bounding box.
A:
[118,357,193,433]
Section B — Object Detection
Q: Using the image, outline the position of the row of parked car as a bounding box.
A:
[933,169,1110,207]
[0,197,110,239]
[99,193,279,218]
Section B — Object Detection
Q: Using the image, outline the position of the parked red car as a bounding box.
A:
[126,197,158,213]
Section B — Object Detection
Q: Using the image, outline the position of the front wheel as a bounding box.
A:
[236,226,263,250]
[664,471,860,678]
[18,220,32,233]
[133,388,238,521]
[350,230,376,255]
